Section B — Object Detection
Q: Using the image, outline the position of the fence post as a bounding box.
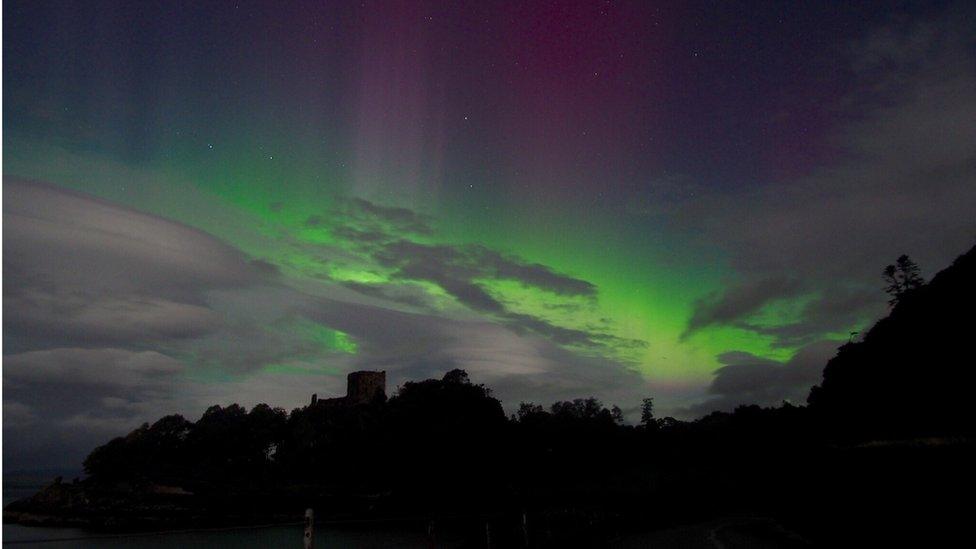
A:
[304,508,314,549]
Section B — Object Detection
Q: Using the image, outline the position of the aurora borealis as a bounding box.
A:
[5,1,976,469]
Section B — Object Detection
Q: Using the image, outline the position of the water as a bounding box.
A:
[2,523,436,548]
[3,484,443,547]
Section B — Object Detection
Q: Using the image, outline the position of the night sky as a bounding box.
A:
[5,1,976,469]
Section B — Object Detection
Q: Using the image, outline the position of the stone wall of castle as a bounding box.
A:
[346,370,386,404]
[309,370,386,407]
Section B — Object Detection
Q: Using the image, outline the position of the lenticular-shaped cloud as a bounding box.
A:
[4,180,265,293]
[3,179,269,350]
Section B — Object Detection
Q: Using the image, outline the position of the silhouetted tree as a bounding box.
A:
[515,402,545,422]
[552,398,602,420]
[883,254,925,305]
[640,398,655,428]
[656,416,682,430]
[549,398,623,429]
[611,405,624,425]
[442,368,470,385]
[245,404,287,468]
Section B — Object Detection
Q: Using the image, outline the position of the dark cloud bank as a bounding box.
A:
[681,340,841,418]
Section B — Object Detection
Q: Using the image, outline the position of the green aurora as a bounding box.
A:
[4,136,833,397]
[9,0,939,423]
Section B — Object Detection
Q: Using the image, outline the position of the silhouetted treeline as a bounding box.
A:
[74,369,824,527]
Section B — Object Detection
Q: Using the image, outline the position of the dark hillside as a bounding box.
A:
[809,246,976,440]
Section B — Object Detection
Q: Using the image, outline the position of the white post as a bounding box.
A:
[304,508,314,549]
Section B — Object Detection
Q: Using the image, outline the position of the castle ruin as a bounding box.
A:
[310,370,386,407]
[346,370,386,404]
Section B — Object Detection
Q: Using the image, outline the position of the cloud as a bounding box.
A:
[2,179,280,467]
[366,239,620,347]
[680,340,841,417]
[4,348,183,388]
[3,180,266,293]
[1,180,355,467]
[743,287,882,348]
[683,277,805,338]
[476,248,597,297]
[2,179,356,374]
[375,240,596,299]
[290,198,618,352]
[309,196,435,239]
[8,293,222,348]
[338,280,443,310]
[2,348,186,469]
[684,281,882,349]
[329,225,391,244]
[3,179,269,351]
[346,197,435,236]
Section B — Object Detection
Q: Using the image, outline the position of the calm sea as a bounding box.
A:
[2,523,439,548]
[2,484,442,548]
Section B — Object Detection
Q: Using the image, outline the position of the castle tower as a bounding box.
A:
[346,370,386,404]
